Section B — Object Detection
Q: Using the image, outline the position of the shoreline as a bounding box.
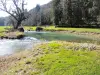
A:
[46,30,100,39]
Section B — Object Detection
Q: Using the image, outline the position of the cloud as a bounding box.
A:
[27,0,52,10]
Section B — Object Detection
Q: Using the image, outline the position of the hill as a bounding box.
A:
[23,1,53,26]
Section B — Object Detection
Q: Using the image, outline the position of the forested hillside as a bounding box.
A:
[22,0,100,28]
[2,0,100,28]
[23,1,53,26]
[53,0,100,27]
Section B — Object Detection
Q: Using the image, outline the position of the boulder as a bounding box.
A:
[18,27,24,32]
[36,27,43,31]
[17,35,25,39]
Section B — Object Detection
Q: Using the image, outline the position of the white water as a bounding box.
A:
[0,37,40,56]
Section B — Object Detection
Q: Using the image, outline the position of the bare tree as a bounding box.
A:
[0,0,29,29]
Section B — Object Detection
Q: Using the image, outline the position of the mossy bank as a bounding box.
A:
[0,41,100,75]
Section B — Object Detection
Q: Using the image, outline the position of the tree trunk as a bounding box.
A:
[13,21,21,29]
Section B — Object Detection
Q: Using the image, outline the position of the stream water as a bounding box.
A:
[0,37,41,56]
[0,31,99,56]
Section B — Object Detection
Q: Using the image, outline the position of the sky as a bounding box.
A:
[0,0,52,17]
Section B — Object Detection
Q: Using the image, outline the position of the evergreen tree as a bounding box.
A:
[35,4,41,26]
[53,0,63,26]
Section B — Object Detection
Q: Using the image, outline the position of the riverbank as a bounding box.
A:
[25,26,100,39]
[0,26,24,39]
[25,26,100,33]
[0,26,100,39]
[0,31,24,39]
[0,41,100,75]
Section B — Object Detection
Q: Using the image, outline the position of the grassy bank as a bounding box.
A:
[0,26,100,37]
[0,26,100,40]
[0,26,100,33]
[0,26,12,32]
[25,26,100,33]
[1,41,100,75]
[25,26,100,39]
[0,26,24,39]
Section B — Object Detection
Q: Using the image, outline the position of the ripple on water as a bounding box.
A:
[0,37,41,56]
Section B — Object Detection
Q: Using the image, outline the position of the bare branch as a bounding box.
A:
[0,0,28,29]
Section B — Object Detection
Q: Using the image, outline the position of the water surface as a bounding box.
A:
[0,37,40,56]
[0,31,99,56]
[25,31,96,42]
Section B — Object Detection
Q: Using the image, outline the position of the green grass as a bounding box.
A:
[0,26,100,33]
[0,26,9,37]
[0,26,24,37]
[0,26,7,32]
[24,26,100,33]
[3,41,100,75]
[37,51,99,75]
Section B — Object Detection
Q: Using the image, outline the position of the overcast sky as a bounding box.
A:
[0,0,52,17]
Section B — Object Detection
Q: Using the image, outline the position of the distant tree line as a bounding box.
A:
[53,0,100,28]
[0,17,5,26]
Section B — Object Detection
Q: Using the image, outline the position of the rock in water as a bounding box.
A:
[36,27,43,31]
[17,35,25,39]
